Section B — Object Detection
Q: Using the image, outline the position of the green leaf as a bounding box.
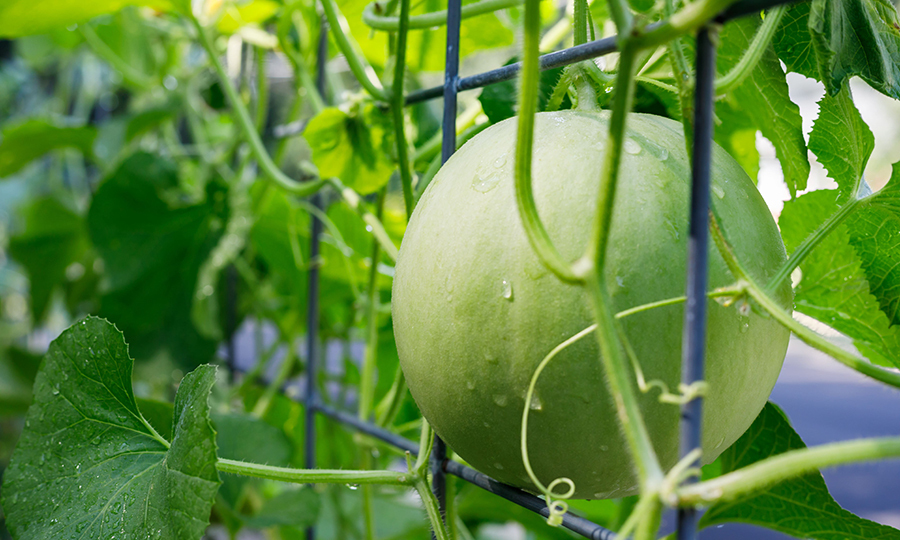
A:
[773,1,818,79]
[0,120,96,177]
[246,487,320,529]
[88,152,228,366]
[846,163,900,329]
[700,403,900,539]
[808,84,875,201]
[809,0,900,99]
[0,317,221,539]
[718,15,809,196]
[305,106,395,195]
[7,197,90,323]
[478,58,567,124]
[714,99,761,181]
[780,189,900,368]
[0,0,177,38]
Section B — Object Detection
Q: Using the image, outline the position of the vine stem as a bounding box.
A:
[363,0,522,31]
[216,459,414,485]
[632,0,735,50]
[329,178,399,261]
[391,0,416,217]
[80,24,155,89]
[714,5,785,95]
[320,0,388,101]
[765,197,862,293]
[192,17,325,196]
[708,213,900,390]
[675,436,900,506]
[514,0,581,284]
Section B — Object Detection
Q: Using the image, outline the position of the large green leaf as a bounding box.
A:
[718,14,809,196]
[846,163,900,328]
[0,120,96,178]
[774,0,900,99]
[808,84,875,201]
[0,0,178,38]
[7,197,90,323]
[700,403,900,539]
[0,317,220,539]
[810,0,900,99]
[304,105,395,195]
[88,152,228,366]
[780,189,900,368]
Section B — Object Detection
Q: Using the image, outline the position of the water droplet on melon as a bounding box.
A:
[492,394,508,407]
[712,185,725,199]
[501,280,514,301]
[493,155,507,168]
[624,139,642,155]
[472,172,501,193]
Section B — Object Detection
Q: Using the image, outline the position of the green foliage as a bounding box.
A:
[0,317,220,539]
[717,15,808,196]
[305,106,396,195]
[8,197,90,323]
[0,120,96,178]
[701,403,900,540]
[88,153,228,366]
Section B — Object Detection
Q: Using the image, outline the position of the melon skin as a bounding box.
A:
[391,110,791,499]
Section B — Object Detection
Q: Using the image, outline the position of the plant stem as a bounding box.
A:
[574,0,589,46]
[359,190,387,423]
[375,364,408,426]
[363,0,523,31]
[320,0,388,101]
[765,197,862,293]
[585,276,665,488]
[715,5,785,95]
[514,0,581,284]
[588,43,637,270]
[254,46,268,135]
[80,24,155,89]
[217,458,414,485]
[632,0,734,50]
[676,437,900,506]
[417,479,452,540]
[606,0,635,35]
[708,213,900,390]
[391,0,416,218]
[253,341,297,417]
[329,178,399,261]
[192,18,325,196]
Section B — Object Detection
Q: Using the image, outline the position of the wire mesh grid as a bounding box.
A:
[216,0,804,538]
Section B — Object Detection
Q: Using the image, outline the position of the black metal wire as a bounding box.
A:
[675,25,717,540]
[430,0,463,533]
[304,18,330,540]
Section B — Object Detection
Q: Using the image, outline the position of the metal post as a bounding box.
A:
[676,25,717,540]
[304,18,330,540]
[431,0,462,533]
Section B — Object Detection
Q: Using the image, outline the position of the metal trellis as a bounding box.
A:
[286,0,797,538]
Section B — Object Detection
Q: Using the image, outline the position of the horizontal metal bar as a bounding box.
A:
[312,401,419,454]
[443,460,615,540]
[405,32,621,105]
[403,0,798,106]
[308,399,615,539]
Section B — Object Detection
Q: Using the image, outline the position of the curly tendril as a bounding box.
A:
[520,326,593,526]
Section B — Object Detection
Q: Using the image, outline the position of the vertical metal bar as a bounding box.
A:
[431,0,462,533]
[305,18,329,540]
[676,26,717,540]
